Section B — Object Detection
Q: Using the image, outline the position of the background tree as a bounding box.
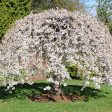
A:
[32,0,84,12]
[97,0,112,34]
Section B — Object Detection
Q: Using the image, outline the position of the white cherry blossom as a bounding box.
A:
[0,9,112,94]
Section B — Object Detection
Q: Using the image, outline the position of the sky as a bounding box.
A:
[81,0,96,7]
[80,0,97,16]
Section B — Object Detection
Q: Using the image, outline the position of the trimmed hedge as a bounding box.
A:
[0,0,31,39]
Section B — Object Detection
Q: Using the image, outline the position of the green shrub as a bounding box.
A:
[89,71,97,77]
[66,64,97,80]
[0,0,31,39]
[66,64,83,80]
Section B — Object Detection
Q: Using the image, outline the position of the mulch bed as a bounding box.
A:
[28,94,85,102]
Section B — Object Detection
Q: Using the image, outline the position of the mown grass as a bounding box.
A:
[0,79,112,112]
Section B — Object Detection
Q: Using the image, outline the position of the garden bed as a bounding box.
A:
[28,93,85,102]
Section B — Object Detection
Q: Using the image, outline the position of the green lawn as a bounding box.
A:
[0,80,112,112]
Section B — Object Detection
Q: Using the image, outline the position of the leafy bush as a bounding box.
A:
[66,64,83,80]
[66,64,97,80]
[0,0,31,39]
[0,83,44,99]
[89,71,97,77]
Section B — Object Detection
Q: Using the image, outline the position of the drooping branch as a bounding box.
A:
[0,9,112,93]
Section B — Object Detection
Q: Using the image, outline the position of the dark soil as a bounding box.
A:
[28,94,85,102]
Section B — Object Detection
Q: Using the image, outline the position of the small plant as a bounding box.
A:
[90,71,97,77]
[66,64,83,80]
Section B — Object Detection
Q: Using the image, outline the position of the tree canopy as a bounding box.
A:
[97,0,112,34]
[0,9,112,94]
